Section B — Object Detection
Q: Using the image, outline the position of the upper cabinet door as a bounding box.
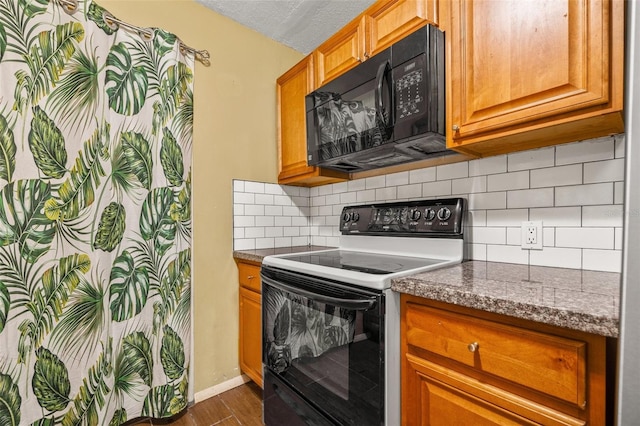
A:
[447,0,624,156]
[367,0,439,57]
[277,55,348,186]
[315,17,366,87]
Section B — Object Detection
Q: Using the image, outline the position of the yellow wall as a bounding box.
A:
[99,0,304,393]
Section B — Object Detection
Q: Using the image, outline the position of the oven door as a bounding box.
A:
[261,266,385,426]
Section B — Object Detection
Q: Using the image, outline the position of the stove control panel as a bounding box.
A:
[340,198,465,237]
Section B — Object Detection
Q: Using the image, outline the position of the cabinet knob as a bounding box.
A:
[247,275,255,280]
[452,124,460,132]
[467,342,479,352]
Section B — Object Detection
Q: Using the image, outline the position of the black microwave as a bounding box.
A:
[306,24,448,173]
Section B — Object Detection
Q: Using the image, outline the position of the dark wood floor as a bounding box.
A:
[131,381,263,425]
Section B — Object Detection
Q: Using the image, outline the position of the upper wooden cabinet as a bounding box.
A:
[315,0,439,87]
[445,0,625,157]
[277,55,348,186]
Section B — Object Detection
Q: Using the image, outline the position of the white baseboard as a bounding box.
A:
[194,374,251,403]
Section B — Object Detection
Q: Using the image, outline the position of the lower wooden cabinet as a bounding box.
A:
[237,260,263,387]
[401,295,609,425]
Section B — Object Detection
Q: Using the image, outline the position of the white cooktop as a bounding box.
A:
[261,235,464,290]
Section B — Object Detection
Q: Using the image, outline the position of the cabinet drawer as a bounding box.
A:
[405,303,586,407]
[238,262,261,293]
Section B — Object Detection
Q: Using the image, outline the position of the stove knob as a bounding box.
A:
[351,212,360,222]
[424,208,436,221]
[437,207,451,221]
[342,212,351,222]
[409,209,421,221]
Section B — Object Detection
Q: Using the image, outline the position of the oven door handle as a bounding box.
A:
[261,275,377,311]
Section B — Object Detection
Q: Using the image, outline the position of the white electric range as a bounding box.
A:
[261,198,466,426]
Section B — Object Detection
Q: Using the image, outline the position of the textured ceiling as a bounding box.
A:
[195,0,377,54]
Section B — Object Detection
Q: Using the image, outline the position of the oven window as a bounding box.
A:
[263,280,384,426]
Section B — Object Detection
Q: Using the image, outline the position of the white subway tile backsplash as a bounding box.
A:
[465,210,487,227]
[265,227,284,238]
[255,194,274,205]
[465,243,487,261]
[386,171,409,186]
[265,205,283,216]
[529,207,581,226]
[470,227,507,244]
[356,189,375,202]
[615,228,623,250]
[437,162,468,180]
[615,182,624,204]
[275,216,292,227]
[365,175,386,189]
[530,247,582,269]
[469,155,507,177]
[615,134,626,158]
[487,245,529,264]
[583,205,623,227]
[542,228,555,247]
[255,216,274,227]
[583,249,621,272]
[486,209,528,226]
[245,227,265,238]
[507,188,554,209]
[233,180,245,191]
[317,185,332,196]
[409,167,436,184]
[422,180,452,197]
[487,171,529,191]
[556,183,614,206]
[244,181,265,193]
[244,204,265,216]
[340,192,358,204]
[508,147,555,171]
[376,186,397,200]
[232,135,625,273]
[453,176,487,194]
[467,192,507,210]
[506,227,521,245]
[398,184,422,199]
[530,164,582,188]
[234,216,255,227]
[584,158,625,183]
[332,182,349,193]
[555,136,614,165]
[234,192,254,204]
[556,228,614,249]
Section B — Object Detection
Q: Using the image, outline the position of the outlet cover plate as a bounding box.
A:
[521,221,543,250]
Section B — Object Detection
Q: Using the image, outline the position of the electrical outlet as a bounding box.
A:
[521,221,543,250]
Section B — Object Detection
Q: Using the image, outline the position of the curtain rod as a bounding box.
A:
[54,0,211,66]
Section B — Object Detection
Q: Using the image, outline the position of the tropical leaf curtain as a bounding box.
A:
[0,0,193,424]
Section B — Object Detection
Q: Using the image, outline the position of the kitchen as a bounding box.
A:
[102,0,636,424]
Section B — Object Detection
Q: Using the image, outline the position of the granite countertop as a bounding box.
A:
[392,260,620,338]
[233,245,336,263]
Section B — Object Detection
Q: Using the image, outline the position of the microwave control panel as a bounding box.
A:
[394,55,427,122]
[340,198,465,237]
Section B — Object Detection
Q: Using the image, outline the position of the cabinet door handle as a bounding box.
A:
[467,342,479,352]
[247,275,255,279]
[452,124,460,132]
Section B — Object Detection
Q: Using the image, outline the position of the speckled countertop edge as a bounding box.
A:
[392,261,620,338]
[233,245,336,264]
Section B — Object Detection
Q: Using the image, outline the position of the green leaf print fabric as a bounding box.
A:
[0,0,193,424]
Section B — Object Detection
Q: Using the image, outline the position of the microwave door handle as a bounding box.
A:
[262,275,377,311]
[375,61,393,128]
